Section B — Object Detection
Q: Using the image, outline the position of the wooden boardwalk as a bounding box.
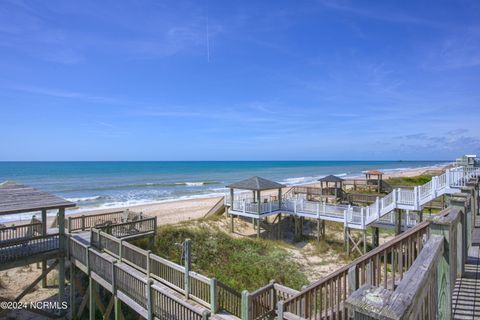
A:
[66,213,242,320]
[453,245,480,319]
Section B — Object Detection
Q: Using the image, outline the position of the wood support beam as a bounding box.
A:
[89,277,96,320]
[14,259,59,302]
[395,209,402,235]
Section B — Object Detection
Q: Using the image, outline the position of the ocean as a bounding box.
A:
[0,161,449,222]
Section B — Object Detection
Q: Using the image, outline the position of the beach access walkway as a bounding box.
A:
[226,166,480,231]
[66,211,248,320]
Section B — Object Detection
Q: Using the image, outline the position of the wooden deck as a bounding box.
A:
[0,233,61,270]
[453,246,480,319]
[65,211,242,320]
[227,167,480,231]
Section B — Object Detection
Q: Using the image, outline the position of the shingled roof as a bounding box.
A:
[0,182,76,215]
[318,175,344,182]
[226,176,285,191]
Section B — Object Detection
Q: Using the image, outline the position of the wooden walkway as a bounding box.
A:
[453,245,480,319]
[228,167,480,230]
[67,215,241,320]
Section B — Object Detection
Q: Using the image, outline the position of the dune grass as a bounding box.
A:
[386,174,433,187]
[144,223,309,291]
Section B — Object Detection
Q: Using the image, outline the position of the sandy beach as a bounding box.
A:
[0,163,451,319]
[3,164,449,228]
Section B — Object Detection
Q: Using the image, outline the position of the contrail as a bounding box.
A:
[206,15,210,63]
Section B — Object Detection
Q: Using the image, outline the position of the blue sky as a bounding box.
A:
[0,0,479,161]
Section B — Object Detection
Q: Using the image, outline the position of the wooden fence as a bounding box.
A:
[69,235,211,319]
[0,221,43,243]
[87,228,242,316]
[98,216,157,238]
[275,177,477,320]
[0,233,60,264]
[277,221,430,319]
[346,204,467,319]
[244,281,299,320]
[67,210,146,232]
[218,281,242,317]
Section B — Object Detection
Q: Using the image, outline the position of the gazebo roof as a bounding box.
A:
[226,176,285,191]
[0,182,76,215]
[318,175,344,183]
[365,170,384,175]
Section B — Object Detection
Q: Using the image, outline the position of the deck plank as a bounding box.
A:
[453,246,480,319]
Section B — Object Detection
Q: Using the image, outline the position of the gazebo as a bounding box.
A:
[0,181,75,313]
[226,176,285,237]
[365,170,384,192]
[318,175,344,201]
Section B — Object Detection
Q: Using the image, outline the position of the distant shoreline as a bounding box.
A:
[2,162,450,227]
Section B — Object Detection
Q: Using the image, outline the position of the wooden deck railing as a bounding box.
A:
[345,203,469,319]
[0,221,43,243]
[352,235,443,319]
[87,228,242,315]
[67,210,147,233]
[0,233,60,264]
[245,281,299,320]
[98,216,157,238]
[218,280,242,317]
[278,221,430,319]
[69,235,211,319]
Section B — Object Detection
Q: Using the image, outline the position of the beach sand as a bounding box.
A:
[0,164,448,319]
[4,164,447,228]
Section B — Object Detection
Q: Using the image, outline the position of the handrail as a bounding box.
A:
[204,196,225,218]
[89,227,242,313]
[0,221,43,243]
[228,167,480,230]
[0,233,61,264]
[280,221,430,319]
[67,210,146,232]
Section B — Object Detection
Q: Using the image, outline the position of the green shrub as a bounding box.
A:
[151,224,308,291]
[386,175,433,187]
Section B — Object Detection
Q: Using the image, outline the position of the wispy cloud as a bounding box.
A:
[0,0,223,64]
[317,0,441,27]
[420,27,480,70]
[8,85,123,104]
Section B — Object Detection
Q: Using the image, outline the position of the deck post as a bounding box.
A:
[347,266,357,317]
[395,209,402,235]
[241,290,251,320]
[277,301,284,320]
[428,205,465,319]
[183,239,191,299]
[70,264,76,319]
[89,276,96,320]
[146,250,151,276]
[230,212,234,233]
[345,227,350,255]
[277,214,282,239]
[257,218,261,238]
[114,297,122,320]
[278,188,282,211]
[58,207,66,305]
[112,261,121,320]
[58,257,65,305]
[146,278,153,320]
[41,209,48,288]
[363,229,367,253]
[372,227,379,248]
[317,219,321,243]
[210,278,218,313]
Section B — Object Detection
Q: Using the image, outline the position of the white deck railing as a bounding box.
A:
[226,167,480,230]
